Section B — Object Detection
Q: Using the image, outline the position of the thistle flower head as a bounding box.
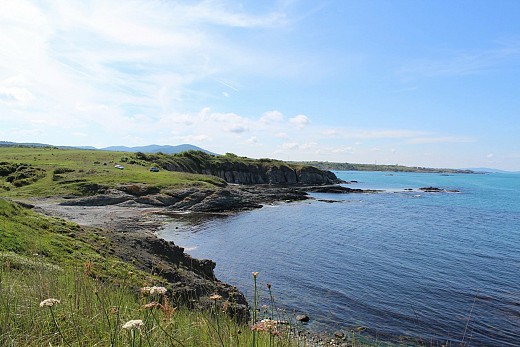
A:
[252,271,259,278]
[122,319,144,330]
[39,298,60,308]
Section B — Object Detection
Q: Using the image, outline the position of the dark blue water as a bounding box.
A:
[158,172,520,346]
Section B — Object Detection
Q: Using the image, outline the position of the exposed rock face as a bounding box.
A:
[164,161,342,185]
[60,185,310,212]
[104,231,249,321]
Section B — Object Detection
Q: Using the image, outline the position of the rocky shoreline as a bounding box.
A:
[28,184,370,326]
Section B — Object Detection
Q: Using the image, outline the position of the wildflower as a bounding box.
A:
[39,298,60,307]
[209,294,222,301]
[266,283,271,289]
[141,286,167,295]
[122,319,144,330]
[150,286,167,295]
[251,319,281,336]
[252,271,259,278]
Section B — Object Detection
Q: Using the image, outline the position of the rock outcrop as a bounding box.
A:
[171,162,341,185]
[104,231,249,321]
[142,151,342,185]
[60,185,311,212]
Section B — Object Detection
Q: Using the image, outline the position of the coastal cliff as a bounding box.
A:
[133,151,342,185]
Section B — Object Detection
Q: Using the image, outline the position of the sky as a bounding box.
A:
[1,0,520,170]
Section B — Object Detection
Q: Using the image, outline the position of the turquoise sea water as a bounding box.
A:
[158,171,520,346]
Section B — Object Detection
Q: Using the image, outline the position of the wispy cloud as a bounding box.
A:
[289,114,310,129]
[407,136,477,144]
[399,42,520,78]
[0,0,294,136]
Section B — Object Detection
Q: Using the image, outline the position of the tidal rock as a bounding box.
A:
[334,331,345,339]
[419,186,443,192]
[296,314,310,322]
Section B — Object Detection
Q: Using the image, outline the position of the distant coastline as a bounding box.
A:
[291,161,478,174]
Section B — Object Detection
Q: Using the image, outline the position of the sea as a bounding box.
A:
[157,171,520,346]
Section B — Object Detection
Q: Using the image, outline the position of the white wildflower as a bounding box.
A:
[150,286,167,295]
[122,319,144,330]
[39,298,60,307]
[141,286,167,295]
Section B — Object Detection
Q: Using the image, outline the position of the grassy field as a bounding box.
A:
[0,198,321,346]
[0,147,226,198]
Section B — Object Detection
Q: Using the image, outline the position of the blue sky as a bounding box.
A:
[1,1,519,170]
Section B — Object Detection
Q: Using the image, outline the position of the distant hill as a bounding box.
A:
[0,141,53,148]
[100,144,217,155]
[0,141,216,155]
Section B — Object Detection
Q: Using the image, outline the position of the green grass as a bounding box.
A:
[0,147,226,198]
[0,257,309,346]
[0,198,160,286]
[0,199,310,346]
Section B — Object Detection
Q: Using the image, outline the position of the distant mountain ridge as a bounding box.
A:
[0,141,216,155]
[100,144,217,155]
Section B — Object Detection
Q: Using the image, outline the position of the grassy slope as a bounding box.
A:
[0,199,311,346]
[0,147,226,198]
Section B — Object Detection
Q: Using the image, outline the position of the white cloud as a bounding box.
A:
[281,142,299,150]
[225,124,249,134]
[300,142,317,150]
[275,132,289,138]
[260,110,284,124]
[0,86,34,106]
[322,129,338,136]
[289,114,310,129]
[330,146,354,154]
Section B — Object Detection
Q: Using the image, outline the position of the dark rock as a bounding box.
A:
[296,314,310,322]
[60,191,132,206]
[105,231,249,322]
[317,199,340,203]
[165,159,342,185]
[419,186,444,192]
[117,183,160,196]
[14,200,35,209]
[302,185,366,194]
[334,331,345,339]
